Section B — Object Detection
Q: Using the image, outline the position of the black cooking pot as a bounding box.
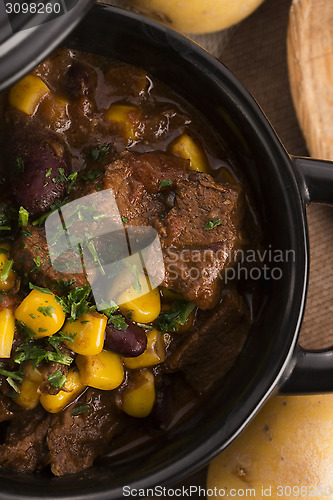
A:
[1,4,333,499]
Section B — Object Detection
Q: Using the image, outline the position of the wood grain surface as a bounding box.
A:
[287,0,333,159]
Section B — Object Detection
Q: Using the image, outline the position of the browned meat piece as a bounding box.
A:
[165,286,251,393]
[103,152,245,309]
[0,392,21,423]
[46,389,122,476]
[10,224,89,294]
[0,408,51,472]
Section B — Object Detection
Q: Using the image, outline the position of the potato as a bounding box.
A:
[124,0,266,34]
[207,395,333,498]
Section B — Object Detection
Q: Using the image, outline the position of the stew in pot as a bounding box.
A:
[0,48,259,476]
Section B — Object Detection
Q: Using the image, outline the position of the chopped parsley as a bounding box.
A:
[15,342,73,369]
[0,259,13,281]
[18,206,29,227]
[29,283,53,295]
[0,368,24,393]
[156,300,195,333]
[81,170,101,182]
[124,261,142,294]
[48,370,66,389]
[101,300,128,331]
[0,248,8,255]
[121,216,128,224]
[159,179,173,189]
[37,305,55,317]
[204,217,222,231]
[15,157,24,173]
[45,167,52,178]
[16,320,36,340]
[56,285,95,323]
[88,144,111,163]
[71,405,91,416]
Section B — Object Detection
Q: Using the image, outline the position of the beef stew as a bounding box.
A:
[0,48,259,476]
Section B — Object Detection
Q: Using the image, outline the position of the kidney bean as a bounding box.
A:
[64,62,97,98]
[11,140,70,215]
[104,321,147,357]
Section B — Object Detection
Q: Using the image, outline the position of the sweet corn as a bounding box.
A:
[118,273,161,324]
[171,133,210,173]
[15,378,40,410]
[76,350,124,390]
[9,75,50,115]
[15,363,44,410]
[0,243,16,292]
[124,329,165,369]
[105,104,141,140]
[39,367,85,413]
[0,308,15,358]
[14,289,65,338]
[63,312,107,356]
[121,369,155,418]
[23,361,44,384]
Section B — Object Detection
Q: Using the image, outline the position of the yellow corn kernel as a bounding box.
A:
[124,329,165,369]
[76,350,124,390]
[105,104,141,140]
[121,369,155,418]
[39,367,85,414]
[15,378,40,410]
[171,133,210,173]
[14,289,65,338]
[118,274,161,324]
[9,75,50,115]
[160,286,184,302]
[0,308,15,358]
[23,361,44,384]
[63,312,107,356]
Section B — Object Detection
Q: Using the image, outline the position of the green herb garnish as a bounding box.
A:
[89,144,111,163]
[71,405,91,416]
[48,370,66,389]
[0,368,24,393]
[56,285,95,323]
[204,217,222,231]
[156,300,195,333]
[15,343,73,369]
[121,216,128,224]
[18,206,29,227]
[37,305,55,317]
[29,283,53,295]
[15,157,24,173]
[81,170,101,182]
[0,259,13,281]
[159,179,173,189]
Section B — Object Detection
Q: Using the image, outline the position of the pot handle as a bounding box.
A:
[280,155,333,393]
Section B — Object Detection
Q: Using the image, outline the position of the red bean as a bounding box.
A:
[104,321,147,357]
[64,62,97,98]
[11,140,70,215]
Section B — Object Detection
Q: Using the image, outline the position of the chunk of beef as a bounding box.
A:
[10,224,88,294]
[0,408,50,471]
[46,389,122,476]
[165,286,251,393]
[102,152,245,309]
